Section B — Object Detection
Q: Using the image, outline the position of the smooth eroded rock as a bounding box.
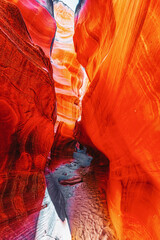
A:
[7,0,56,57]
[74,0,160,239]
[0,1,56,237]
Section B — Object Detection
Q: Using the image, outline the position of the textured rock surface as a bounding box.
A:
[0,0,56,171]
[52,2,88,126]
[50,153,116,240]
[51,121,76,159]
[35,187,71,240]
[74,0,160,239]
[0,0,56,237]
[0,171,45,239]
[49,2,89,162]
[7,0,56,57]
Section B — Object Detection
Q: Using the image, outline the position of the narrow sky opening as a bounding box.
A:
[62,0,79,11]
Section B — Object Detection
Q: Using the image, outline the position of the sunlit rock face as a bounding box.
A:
[7,0,56,57]
[74,0,160,239]
[49,1,89,158]
[52,2,88,127]
[0,0,56,237]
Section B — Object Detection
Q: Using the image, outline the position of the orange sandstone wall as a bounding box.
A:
[74,0,160,239]
[52,2,88,126]
[50,2,89,151]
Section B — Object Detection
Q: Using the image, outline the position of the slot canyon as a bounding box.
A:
[0,0,160,239]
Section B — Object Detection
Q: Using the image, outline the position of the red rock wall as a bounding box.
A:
[0,0,56,171]
[74,0,160,239]
[0,0,56,237]
[7,0,56,57]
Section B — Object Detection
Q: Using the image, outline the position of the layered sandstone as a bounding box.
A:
[7,0,56,57]
[74,0,160,239]
[0,0,56,237]
[52,1,88,126]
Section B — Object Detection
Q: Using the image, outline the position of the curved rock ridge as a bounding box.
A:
[36,0,54,16]
[52,1,89,126]
[0,0,57,171]
[7,0,56,57]
[51,121,76,159]
[74,0,160,239]
[0,0,56,237]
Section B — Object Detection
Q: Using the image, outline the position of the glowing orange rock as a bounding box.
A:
[52,2,88,126]
[74,0,160,239]
[7,0,56,57]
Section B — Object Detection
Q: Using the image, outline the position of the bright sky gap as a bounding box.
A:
[62,0,79,11]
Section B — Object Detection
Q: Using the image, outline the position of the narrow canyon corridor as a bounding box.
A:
[36,151,117,239]
[0,0,160,239]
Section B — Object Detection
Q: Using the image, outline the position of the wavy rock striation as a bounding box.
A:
[0,0,56,237]
[74,0,160,239]
[7,0,56,57]
[49,2,89,157]
[52,2,88,126]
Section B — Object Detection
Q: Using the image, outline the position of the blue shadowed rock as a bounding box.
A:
[73,151,93,167]
[45,172,66,222]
